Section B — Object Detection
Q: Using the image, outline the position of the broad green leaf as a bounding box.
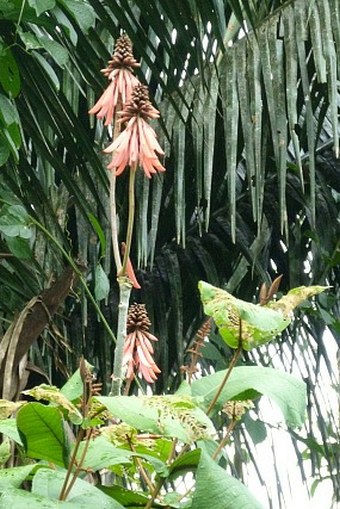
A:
[0,465,36,489]
[60,368,84,401]
[32,468,125,508]
[0,205,32,239]
[97,395,215,443]
[0,94,19,125]
[0,418,23,445]
[22,384,83,425]
[60,361,94,402]
[0,44,21,97]
[138,453,169,477]
[0,488,61,508]
[0,486,100,508]
[168,449,201,481]
[243,414,267,445]
[191,366,306,427]
[58,0,96,32]
[28,0,55,17]
[39,35,69,67]
[18,30,43,50]
[198,281,290,350]
[16,403,67,467]
[191,451,263,509]
[5,235,32,259]
[76,436,133,471]
[100,486,150,507]
[94,263,110,301]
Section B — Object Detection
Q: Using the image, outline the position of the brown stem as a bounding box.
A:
[123,377,133,395]
[62,429,93,500]
[127,437,155,493]
[206,321,243,416]
[144,478,164,509]
[212,419,237,461]
[59,427,85,500]
[167,439,177,465]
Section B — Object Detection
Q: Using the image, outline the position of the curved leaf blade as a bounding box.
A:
[16,402,67,467]
[192,366,307,428]
[191,450,263,509]
[198,281,290,350]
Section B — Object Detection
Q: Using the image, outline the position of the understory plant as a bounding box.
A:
[0,33,330,509]
[0,279,328,508]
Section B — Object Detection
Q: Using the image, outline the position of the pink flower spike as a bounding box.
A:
[123,303,161,384]
[89,69,139,126]
[88,34,140,125]
[104,114,165,178]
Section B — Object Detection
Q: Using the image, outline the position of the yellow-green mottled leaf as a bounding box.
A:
[22,384,82,425]
[268,285,331,317]
[198,281,290,350]
[0,400,25,420]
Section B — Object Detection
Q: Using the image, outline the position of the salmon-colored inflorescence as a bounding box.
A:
[103,84,166,178]
[89,34,140,125]
[123,303,161,383]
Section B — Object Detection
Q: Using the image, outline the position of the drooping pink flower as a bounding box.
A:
[120,242,141,289]
[88,34,140,126]
[103,84,166,178]
[123,303,161,384]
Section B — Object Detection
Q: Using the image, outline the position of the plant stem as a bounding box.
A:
[59,427,85,500]
[144,478,164,509]
[110,164,137,396]
[212,419,237,460]
[127,437,155,493]
[206,322,243,416]
[109,169,122,273]
[109,107,123,273]
[30,217,116,344]
[121,164,137,274]
[110,276,132,396]
[62,429,93,500]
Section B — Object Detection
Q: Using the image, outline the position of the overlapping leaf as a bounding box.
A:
[199,281,329,350]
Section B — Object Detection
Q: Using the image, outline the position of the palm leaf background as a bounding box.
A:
[0,0,339,505]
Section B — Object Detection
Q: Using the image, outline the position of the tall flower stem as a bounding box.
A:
[110,276,132,396]
[121,163,137,274]
[110,164,137,396]
[109,108,123,274]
